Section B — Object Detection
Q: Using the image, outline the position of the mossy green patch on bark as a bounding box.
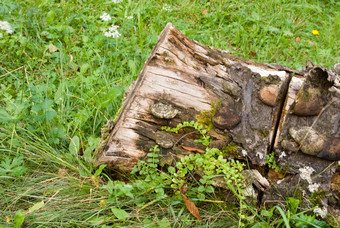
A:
[221,142,239,157]
[195,101,221,131]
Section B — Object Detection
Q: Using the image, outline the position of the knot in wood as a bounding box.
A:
[150,102,178,119]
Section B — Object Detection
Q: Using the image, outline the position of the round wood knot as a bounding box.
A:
[150,102,179,119]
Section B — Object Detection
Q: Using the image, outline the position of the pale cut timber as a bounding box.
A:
[96,23,293,171]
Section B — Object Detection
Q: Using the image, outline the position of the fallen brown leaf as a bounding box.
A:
[180,145,205,153]
[181,194,202,220]
[308,41,316,45]
[202,9,208,15]
[296,37,301,42]
[57,168,68,176]
[249,51,257,57]
[49,43,58,53]
[68,54,73,63]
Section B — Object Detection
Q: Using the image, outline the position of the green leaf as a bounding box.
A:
[0,108,11,123]
[41,100,53,110]
[45,109,56,121]
[46,10,55,24]
[287,197,299,214]
[159,217,171,227]
[111,207,129,221]
[31,104,42,112]
[273,206,291,228]
[11,166,27,176]
[69,136,80,155]
[168,166,176,174]
[94,165,106,176]
[260,209,273,218]
[28,201,45,213]
[14,210,25,228]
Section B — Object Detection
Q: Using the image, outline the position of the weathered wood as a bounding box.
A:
[96,23,295,171]
[264,65,340,203]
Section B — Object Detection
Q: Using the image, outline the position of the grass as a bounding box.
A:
[0,0,339,227]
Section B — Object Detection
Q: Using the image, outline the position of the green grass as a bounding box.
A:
[0,0,339,227]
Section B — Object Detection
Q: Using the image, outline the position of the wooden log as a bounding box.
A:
[95,23,298,171]
[95,23,340,215]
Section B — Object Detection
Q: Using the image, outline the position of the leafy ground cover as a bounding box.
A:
[0,0,339,227]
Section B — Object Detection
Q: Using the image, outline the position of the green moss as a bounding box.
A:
[113,103,124,123]
[221,143,239,157]
[259,128,270,139]
[195,101,221,131]
[309,190,328,206]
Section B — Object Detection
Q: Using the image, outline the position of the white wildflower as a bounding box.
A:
[241,150,248,157]
[104,24,121,38]
[299,166,315,183]
[256,152,264,160]
[0,21,13,34]
[100,12,111,21]
[125,16,133,19]
[308,183,320,192]
[162,4,172,11]
[112,0,123,3]
[109,25,120,32]
[279,151,286,160]
[313,206,327,218]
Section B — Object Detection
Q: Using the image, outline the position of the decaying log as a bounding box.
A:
[96,23,299,171]
[96,23,340,213]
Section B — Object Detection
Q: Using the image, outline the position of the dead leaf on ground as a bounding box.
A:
[69,54,73,63]
[308,41,316,46]
[267,168,285,183]
[57,168,68,176]
[249,51,257,57]
[296,37,301,42]
[180,145,205,154]
[49,43,58,53]
[331,172,340,191]
[181,194,202,220]
[202,9,208,15]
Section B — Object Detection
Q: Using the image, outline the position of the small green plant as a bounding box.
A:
[0,155,27,177]
[266,152,282,172]
[135,122,245,201]
[172,147,245,198]
[162,121,212,146]
[13,210,25,228]
[131,145,171,196]
[252,197,331,228]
